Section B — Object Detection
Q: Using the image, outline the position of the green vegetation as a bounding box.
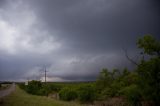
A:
[1,86,84,106]
[77,85,96,103]
[19,81,95,103]
[95,35,160,105]
[58,84,96,103]
[19,81,62,96]
[59,87,77,101]
[15,35,160,105]
[136,35,160,105]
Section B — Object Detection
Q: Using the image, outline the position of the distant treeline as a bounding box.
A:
[19,35,160,106]
[0,81,13,84]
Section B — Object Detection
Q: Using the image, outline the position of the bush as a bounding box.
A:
[49,84,62,92]
[37,88,48,96]
[77,85,96,103]
[59,87,78,101]
[18,81,63,96]
[120,84,141,106]
[25,80,42,95]
[18,83,26,90]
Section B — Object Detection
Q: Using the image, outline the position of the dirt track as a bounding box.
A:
[0,83,15,98]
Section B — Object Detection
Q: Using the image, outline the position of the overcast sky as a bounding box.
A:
[0,0,160,82]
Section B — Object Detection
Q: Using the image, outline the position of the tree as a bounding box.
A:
[111,68,121,80]
[96,68,112,91]
[137,35,160,105]
[95,35,160,105]
[137,35,160,57]
[137,58,160,105]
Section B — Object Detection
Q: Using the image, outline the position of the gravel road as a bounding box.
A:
[0,83,15,98]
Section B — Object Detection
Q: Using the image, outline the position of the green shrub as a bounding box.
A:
[99,87,111,99]
[26,80,42,95]
[120,84,141,106]
[59,87,78,101]
[18,81,64,96]
[18,83,26,90]
[49,84,62,92]
[77,85,96,103]
[37,88,48,96]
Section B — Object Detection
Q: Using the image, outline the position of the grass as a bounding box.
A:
[0,85,86,106]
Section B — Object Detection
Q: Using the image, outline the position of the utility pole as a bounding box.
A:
[44,66,47,83]
[44,66,47,84]
[39,66,48,83]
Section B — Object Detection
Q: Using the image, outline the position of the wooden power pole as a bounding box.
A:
[44,66,47,83]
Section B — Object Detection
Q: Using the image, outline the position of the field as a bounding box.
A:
[0,85,86,106]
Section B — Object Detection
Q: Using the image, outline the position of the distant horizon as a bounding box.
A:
[0,80,96,83]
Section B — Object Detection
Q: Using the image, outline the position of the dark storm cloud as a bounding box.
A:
[0,0,159,81]
[0,0,6,6]
[26,0,160,53]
